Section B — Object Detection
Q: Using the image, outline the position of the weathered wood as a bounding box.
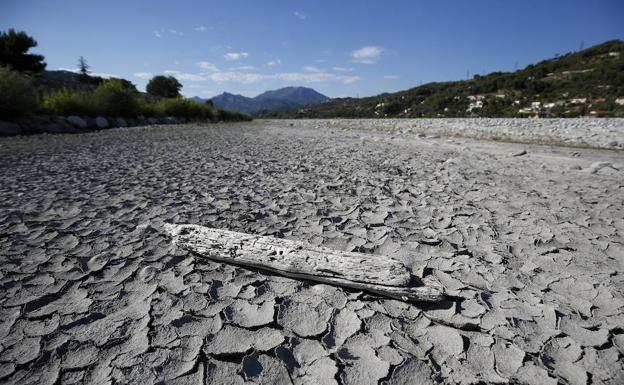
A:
[165,224,445,302]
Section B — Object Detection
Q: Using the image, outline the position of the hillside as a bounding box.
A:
[278,40,624,118]
[209,87,328,115]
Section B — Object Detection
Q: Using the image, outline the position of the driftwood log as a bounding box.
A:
[165,224,445,302]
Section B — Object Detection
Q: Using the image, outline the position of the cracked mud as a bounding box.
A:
[0,120,623,384]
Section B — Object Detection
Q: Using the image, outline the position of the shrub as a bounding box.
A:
[216,108,252,122]
[42,88,95,116]
[0,65,39,119]
[146,75,182,98]
[93,78,139,117]
[138,100,159,117]
[155,98,215,121]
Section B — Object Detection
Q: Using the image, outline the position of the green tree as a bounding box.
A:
[78,56,90,79]
[146,75,182,98]
[0,29,46,73]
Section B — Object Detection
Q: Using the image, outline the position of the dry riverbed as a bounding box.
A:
[0,120,623,384]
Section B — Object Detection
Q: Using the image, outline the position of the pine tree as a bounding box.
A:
[78,56,90,79]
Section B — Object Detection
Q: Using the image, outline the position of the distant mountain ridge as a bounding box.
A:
[202,87,328,115]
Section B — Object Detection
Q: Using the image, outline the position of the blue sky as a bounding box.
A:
[2,0,623,98]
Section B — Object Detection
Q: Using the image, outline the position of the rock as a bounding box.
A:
[147,117,159,125]
[587,161,613,174]
[0,121,22,135]
[116,117,128,127]
[511,149,527,156]
[66,116,87,129]
[95,117,109,129]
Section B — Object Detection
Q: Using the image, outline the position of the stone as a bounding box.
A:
[95,116,109,129]
[66,115,87,128]
[116,117,128,127]
[0,120,22,135]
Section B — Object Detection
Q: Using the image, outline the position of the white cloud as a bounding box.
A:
[342,76,360,84]
[196,61,219,72]
[233,65,256,71]
[266,59,281,66]
[224,52,249,61]
[302,65,322,73]
[277,72,359,84]
[133,72,153,79]
[154,29,184,38]
[209,71,267,84]
[151,65,360,86]
[350,46,384,64]
[384,75,399,79]
[294,11,306,20]
[164,70,206,81]
[333,66,353,72]
[194,25,208,32]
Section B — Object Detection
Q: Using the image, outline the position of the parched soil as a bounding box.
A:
[0,120,623,384]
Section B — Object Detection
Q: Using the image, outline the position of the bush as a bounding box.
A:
[93,78,139,117]
[42,88,95,116]
[0,65,39,119]
[155,98,216,121]
[216,108,252,122]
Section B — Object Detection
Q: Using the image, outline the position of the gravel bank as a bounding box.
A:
[269,118,624,149]
[1,121,623,384]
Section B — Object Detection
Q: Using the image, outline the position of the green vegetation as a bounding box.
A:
[146,75,183,98]
[0,29,46,73]
[41,80,251,121]
[42,88,94,116]
[0,29,251,124]
[280,40,624,118]
[93,78,140,117]
[0,66,39,119]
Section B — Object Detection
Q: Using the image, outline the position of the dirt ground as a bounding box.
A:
[1,120,622,384]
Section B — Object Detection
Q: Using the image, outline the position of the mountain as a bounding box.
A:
[277,40,624,118]
[209,87,329,115]
[254,87,328,105]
